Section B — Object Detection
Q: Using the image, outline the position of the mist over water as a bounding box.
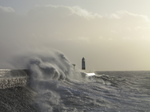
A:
[25,51,84,111]
[0,50,150,112]
[11,50,88,111]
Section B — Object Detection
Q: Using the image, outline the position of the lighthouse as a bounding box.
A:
[82,57,86,70]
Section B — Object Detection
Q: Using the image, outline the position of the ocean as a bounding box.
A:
[0,51,150,112]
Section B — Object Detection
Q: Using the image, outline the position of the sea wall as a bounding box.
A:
[0,69,29,89]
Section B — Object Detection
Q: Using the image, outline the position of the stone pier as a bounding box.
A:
[0,69,29,89]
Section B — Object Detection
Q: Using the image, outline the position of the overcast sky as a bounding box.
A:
[0,0,150,71]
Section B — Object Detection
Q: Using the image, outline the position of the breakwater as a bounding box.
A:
[0,69,29,89]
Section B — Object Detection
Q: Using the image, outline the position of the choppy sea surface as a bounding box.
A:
[0,52,150,112]
[0,70,150,112]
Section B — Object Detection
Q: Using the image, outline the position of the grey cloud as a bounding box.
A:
[0,5,150,70]
[0,6,15,13]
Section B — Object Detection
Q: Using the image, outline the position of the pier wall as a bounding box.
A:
[0,69,29,89]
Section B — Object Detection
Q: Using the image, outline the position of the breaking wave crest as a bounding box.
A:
[1,50,149,112]
[19,50,87,112]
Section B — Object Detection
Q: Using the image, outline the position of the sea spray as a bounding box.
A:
[7,50,119,111]
[17,50,87,112]
[0,50,150,112]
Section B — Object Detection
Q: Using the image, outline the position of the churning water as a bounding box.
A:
[0,51,150,112]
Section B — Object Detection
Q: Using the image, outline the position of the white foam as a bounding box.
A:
[86,72,96,77]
